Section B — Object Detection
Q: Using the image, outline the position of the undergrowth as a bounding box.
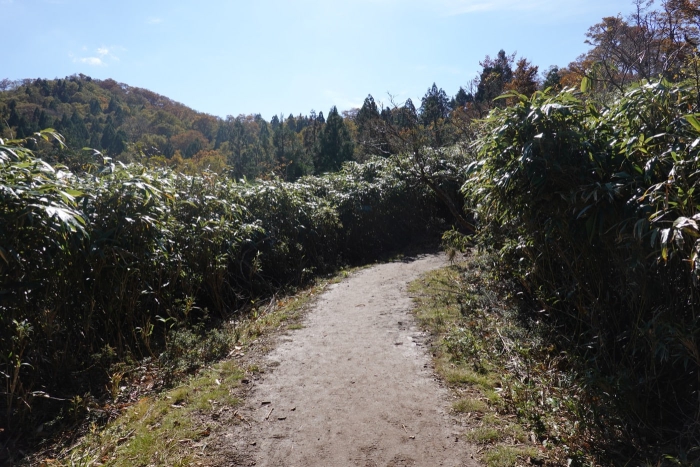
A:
[410,251,604,467]
[26,270,327,466]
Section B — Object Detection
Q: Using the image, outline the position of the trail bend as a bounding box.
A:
[217,254,478,467]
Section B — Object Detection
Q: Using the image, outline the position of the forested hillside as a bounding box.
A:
[0,44,548,182]
[4,0,700,464]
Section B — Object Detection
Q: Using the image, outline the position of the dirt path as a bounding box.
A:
[217,254,478,466]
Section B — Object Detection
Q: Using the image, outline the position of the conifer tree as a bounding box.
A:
[315,106,354,173]
[419,84,451,146]
[475,50,514,103]
[355,95,382,159]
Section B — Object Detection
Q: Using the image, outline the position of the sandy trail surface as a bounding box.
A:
[218,254,478,466]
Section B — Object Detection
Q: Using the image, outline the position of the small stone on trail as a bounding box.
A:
[277,416,287,420]
[261,401,271,405]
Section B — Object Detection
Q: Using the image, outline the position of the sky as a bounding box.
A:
[3,0,638,120]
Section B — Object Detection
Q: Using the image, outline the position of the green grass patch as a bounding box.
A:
[440,363,496,390]
[466,427,502,443]
[59,358,243,466]
[453,397,488,413]
[483,445,539,467]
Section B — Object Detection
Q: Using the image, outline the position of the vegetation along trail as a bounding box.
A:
[214,253,478,466]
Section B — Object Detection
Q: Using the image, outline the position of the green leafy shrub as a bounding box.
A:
[0,137,441,440]
[465,81,700,458]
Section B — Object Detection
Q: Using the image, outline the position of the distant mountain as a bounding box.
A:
[0,74,459,180]
[1,75,211,156]
[0,75,340,180]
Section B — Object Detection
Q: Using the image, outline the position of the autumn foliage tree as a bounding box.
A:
[573,0,700,94]
[505,58,539,96]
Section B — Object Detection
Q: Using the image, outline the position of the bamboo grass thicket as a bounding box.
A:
[462,80,700,453]
[0,142,440,436]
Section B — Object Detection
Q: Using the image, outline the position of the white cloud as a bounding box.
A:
[147,17,163,24]
[436,0,557,14]
[360,0,556,13]
[77,57,104,66]
[416,0,614,18]
[323,89,363,111]
[359,0,608,20]
[71,46,124,67]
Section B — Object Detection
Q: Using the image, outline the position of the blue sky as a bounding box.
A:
[3,0,637,119]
